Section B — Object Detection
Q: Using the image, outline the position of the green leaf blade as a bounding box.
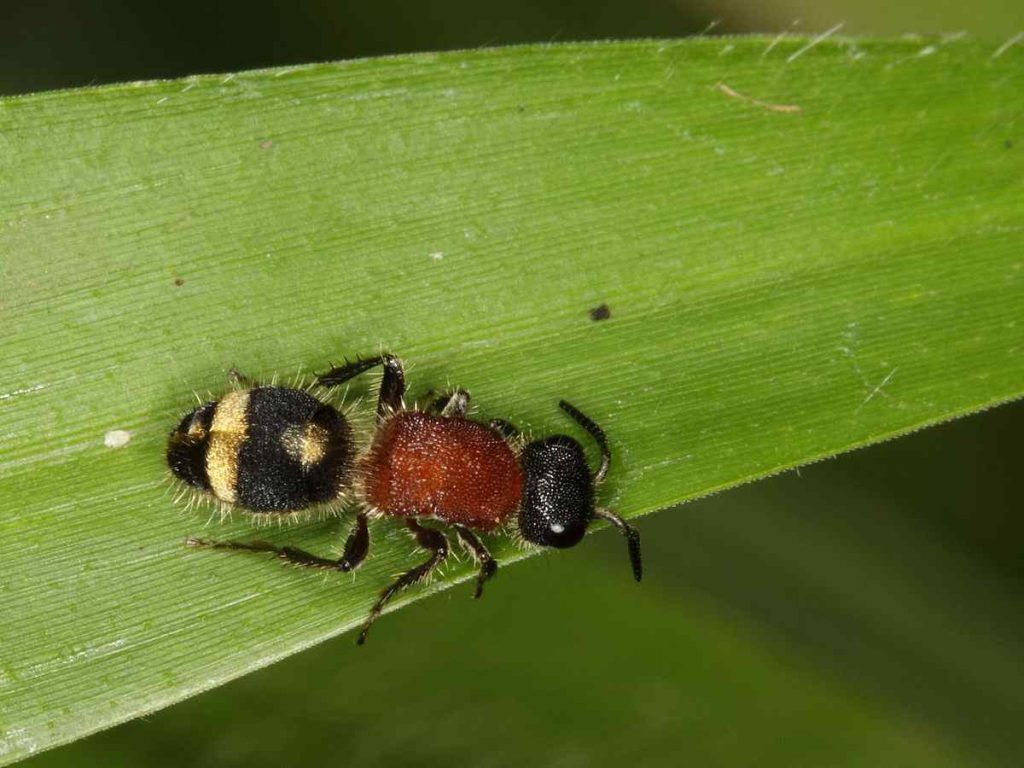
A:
[1,37,1022,762]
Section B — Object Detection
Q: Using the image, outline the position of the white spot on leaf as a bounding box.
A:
[104,430,132,449]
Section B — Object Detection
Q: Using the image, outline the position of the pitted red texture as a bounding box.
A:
[361,412,523,530]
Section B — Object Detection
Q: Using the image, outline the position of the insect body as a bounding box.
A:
[182,355,641,644]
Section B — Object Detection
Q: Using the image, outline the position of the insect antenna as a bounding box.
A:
[558,400,611,483]
[595,508,643,582]
[558,400,640,580]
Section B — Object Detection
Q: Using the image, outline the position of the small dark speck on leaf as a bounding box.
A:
[1006,139,1014,149]
[517,104,526,113]
[174,277,185,287]
[589,303,611,322]
[260,139,274,150]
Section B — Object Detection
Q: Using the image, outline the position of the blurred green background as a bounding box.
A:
[4,0,1024,95]
[8,1,1023,766]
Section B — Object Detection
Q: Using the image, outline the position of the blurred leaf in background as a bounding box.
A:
[0,0,707,95]
[6,0,1020,96]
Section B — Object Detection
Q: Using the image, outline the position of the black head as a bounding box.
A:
[518,401,642,581]
[166,401,215,490]
[519,435,593,549]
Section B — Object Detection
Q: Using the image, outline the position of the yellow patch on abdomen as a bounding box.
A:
[282,422,329,467]
[206,390,250,503]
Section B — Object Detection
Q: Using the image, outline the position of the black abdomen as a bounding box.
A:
[167,386,354,514]
[236,388,352,511]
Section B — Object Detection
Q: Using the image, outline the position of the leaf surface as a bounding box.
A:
[0,37,1021,762]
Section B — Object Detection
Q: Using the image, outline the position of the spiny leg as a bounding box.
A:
[358,519,448,645]
[316,353,405,421]
[453,525,498,599]
[186,513,372,573]
[428,389,471,418]
[186,537,340,570]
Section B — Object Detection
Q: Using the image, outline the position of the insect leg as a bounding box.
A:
[316,354,405,421]
[339,513,370,572]
[186,537,340,570]
[357,519,448,645]
[453,525,498,599]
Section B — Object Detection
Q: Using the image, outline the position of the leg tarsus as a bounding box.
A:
[186,517,374,573]
[315,356,387,388]
[453,525,498,598]
[357,519,448,645]
[316,354,405,422]
[186,537,340,569]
